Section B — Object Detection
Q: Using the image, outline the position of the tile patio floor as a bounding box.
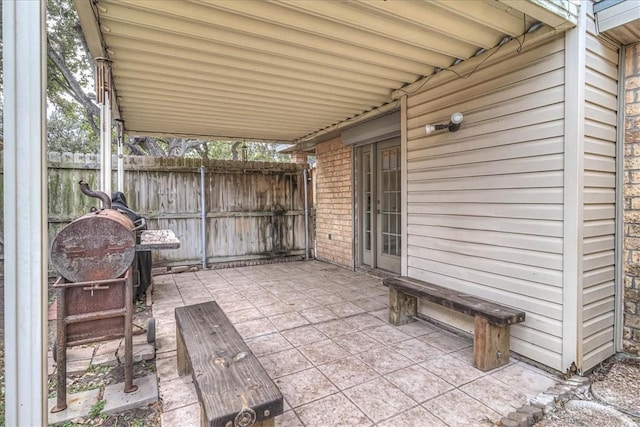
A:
[153,260,559,426]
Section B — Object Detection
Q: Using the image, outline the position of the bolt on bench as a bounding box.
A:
[175,301,283,427]
[384,276,525,371]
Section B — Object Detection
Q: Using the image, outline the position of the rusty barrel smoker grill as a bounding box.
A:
[50,181,140,413]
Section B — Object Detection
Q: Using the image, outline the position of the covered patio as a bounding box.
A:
[9,0,640,425]
[153,260,558,426]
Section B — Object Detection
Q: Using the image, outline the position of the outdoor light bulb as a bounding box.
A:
[425,124,436,135]
[450,112,464,124]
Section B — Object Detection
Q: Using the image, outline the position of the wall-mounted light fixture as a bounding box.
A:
[425,112,464,135]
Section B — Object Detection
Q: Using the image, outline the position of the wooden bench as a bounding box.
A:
[175,301,283,427]
[384,276,525,371]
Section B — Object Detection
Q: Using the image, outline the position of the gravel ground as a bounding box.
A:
[535,356,640,427]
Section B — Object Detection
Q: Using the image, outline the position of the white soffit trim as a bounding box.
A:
[595,0,640,33]
[500,0,579,30]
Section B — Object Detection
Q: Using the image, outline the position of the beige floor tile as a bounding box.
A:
[336,290,367,301]
[295,393,372,427]
[234,318,277,339]
[369,308,388,320]
[244,293,280,307]
[226,307,265,324]
[275,410,305,427]
[332,331,383,355]
[376,405,448,427]
[160,402,200,427]
[287,298,321,311]
[362,324,412,345]
[159,375,198,412]
[460,375,532,416]
[298,339,350,365]
[268,311,310,331]
[277,291,308,303]
[423,389,502,427]
[257,301,295,317]
[274,368,339,408]
[155,352,179,382]
[281,325,328,347]
[396,320,439,337]
[385,364,454,403]
[317,356,379,390]
[344,377,416,423]
[420,329,472,353]
[313,294,345,305]
[489,362,558,399]
[449,345,475,364]
[392,338,445,363]
[421,354,486,387]
[343,313,387,331]
[327,301,365,317]
[211,291,245,304]
[299,306,339,323]
[314,319,359,338]
[301,287,330,298]
[356,347,414,375]
[258,348,312,379]
[154,332,177,355]
[350,297,386,312]
[245,332,293,357]
[216,298,255,313]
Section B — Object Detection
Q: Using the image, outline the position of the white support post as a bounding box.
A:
[563,4,587,372]
[2,0,48,425]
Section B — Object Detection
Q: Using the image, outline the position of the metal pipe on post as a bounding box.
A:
[200,166,207,269]
[303,168,310,260]
[96,58,112,195]
[116,119,124,192]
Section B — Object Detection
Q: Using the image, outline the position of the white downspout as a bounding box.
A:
[2,0,48,424]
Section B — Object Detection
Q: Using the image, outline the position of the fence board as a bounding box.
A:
[0,152,312,273]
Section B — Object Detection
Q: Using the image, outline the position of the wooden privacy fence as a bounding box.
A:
[4,152,312,271]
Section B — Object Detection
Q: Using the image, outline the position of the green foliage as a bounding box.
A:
[46,0,101,152]
[47,107,99,153]
[89,399,105,419]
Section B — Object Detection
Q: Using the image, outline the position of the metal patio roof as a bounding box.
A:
[75,0,578,145]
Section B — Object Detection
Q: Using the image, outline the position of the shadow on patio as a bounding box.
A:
[154,260,559,426]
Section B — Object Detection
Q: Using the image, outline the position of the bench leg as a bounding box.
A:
[474,316,510,371]
[389,287,417,326]
[176,326,191,376]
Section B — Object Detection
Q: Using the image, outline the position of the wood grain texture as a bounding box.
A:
[474,315,510,371]
[175,302,283,427]
[384,276,525,326]
[389,287,417,326]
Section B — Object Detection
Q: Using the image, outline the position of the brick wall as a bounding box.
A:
[623,43,640,354]
[314,138,353,267]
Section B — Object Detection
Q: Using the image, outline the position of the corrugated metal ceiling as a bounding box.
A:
[75,0,577,144]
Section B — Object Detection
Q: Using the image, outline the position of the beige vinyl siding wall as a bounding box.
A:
[581,11,619,371]
[405,36,566,371]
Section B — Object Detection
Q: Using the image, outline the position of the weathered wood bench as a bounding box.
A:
[384,276,525,371]
[175,301,283,427]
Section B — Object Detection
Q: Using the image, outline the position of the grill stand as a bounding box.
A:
[51,268,138,413]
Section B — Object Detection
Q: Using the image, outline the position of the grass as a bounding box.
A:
[89,399,105,419]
